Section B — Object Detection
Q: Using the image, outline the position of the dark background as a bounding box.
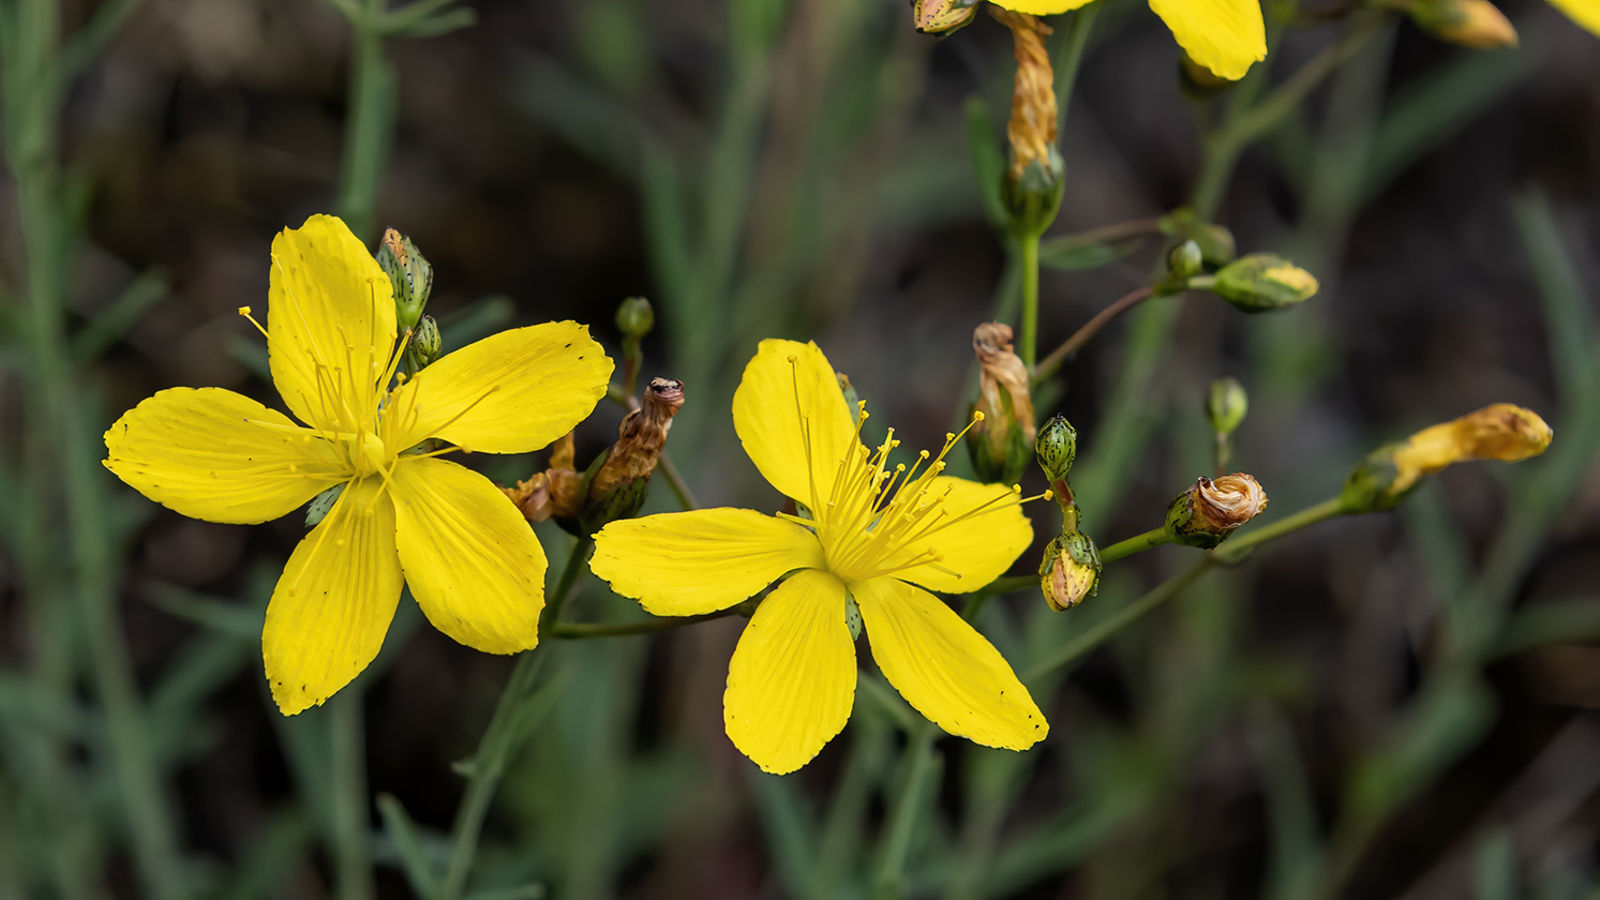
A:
[3,0,1599,896]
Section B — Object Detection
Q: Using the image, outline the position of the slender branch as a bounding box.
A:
[1018,232,1041,368]
[551,609,733,639]
[1219,12,1386,153]
[870,727,938,899]
[1026,497,1354,681]
[656,451,699,510]
[440,537,590,899]
[1098,526,1173,565]
[1044,217,1162,252]
[1032,285,1156,381]
[1052,1,1100,131]
[329,695,372,900]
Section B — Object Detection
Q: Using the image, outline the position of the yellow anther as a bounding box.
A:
[973,410,986,422]
[237,306,251,316]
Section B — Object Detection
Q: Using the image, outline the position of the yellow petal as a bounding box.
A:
[104,387,347,524]
[267,214,396,431]
[390,457,546,653]
[853,576,1046,750]
[263,477,402,715]
[591,508,825,616]
[880,477,1033,594]
[385,321,612,455]
[1547,0,1600,35]
[987,0,1095,12]
[732,339,859,509]
[1149,0,1267,81]
[724,569,857,774]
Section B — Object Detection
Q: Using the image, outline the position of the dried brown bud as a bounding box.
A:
[1164,473,1268,548]
[502,431,581,522]
[580,377,686,532]
[990,9,1057,183]
[967,322,1036,484]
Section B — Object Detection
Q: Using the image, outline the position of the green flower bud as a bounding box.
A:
[1208,253,1319,312]
[1158,208,1236,265]
[1163,474,1269,548]
[1206,377,1249,436]
[1035,414,1077,486]
[1005,146,1065,238]
[1040,530,1100,611]
[376,228,433,329]
[615,296,654,339]
[1167,240,1204,282]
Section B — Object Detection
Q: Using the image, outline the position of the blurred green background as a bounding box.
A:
[2,0,1598,897]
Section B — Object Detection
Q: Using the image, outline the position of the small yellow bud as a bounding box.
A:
[912,0,980,34]
[1040,531,1100,611]
[1343,404,1553,511]
[1208,254,1319,312]
[1405,0,1519,48]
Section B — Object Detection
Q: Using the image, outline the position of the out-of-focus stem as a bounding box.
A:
[1033,285,1156,381]
[870,727,938,899]
[1099,526,1174,564]
[1019,232,1041,368]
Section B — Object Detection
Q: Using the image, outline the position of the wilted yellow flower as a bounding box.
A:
[992,0,1265,80]
[590,340,1047,774]
[104,214,613,714]
[1390,403,1553,493]
[968,322,1036,484]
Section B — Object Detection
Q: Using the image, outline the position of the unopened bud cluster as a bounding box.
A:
[1034,415,1100,610]
[1382,0,1518,48]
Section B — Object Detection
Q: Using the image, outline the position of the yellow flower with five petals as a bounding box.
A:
[590,340,1047,774]
[103,214,612,714]
[993,0,1266,81]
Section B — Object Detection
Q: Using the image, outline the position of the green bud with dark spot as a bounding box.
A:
[376,228,433,330]
[1039,530,1100,611]
[305,482,345,528]
[844,592,863,641]
[1035,414,1077,484]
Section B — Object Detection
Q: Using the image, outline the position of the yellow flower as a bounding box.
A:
[103,214,612,715]
[1390,403,1553,494]
[992,0,1265,80]
[1548,0,1600,35]
[590,340,1047,774]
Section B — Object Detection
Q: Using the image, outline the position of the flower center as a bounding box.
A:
[778,357,1047,584]
[351,431,389,477]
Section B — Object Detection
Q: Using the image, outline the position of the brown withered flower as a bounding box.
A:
[967,322,1036,484]
[503,431,582,522]
[1164,473,1269,549]
[580,377,686,533]
[989,9,1056,182]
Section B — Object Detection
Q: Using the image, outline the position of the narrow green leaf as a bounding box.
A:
[71,269,166,363]
[376,793,440,898]
[965,97,1007,232]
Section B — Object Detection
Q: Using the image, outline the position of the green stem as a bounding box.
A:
[330,695,373,900]
[1032,285,1157,382]
[550,609,731,639]
[1026,497,1353,681]
[1214,497,1350,563]
[871,728,938,899]
[1098,526,1174,564]
[1044,216,1162,251]
[1019,232,1041,368]
[335,0,393,237]
[440,537,590,899]
[656,451,699,510]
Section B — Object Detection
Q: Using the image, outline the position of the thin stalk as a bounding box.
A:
[1018,232,1041,368]
[335,0,393,237]
[439,537,590,900]
[329,696,373,900]
[5,1,182,896]
[656,452,698,510]
[1026,497,1353,680]
[1033,285,1157,382]
[1045,216,1162,251]
[550,609,732,639]
[1052,1,1100,131]
[870,727,938,899]
[1098,526,1174,564]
